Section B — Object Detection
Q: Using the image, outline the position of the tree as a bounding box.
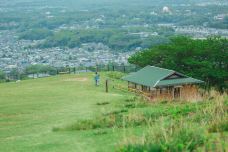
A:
[25,65,57,76]
[0,70,5,80]
[19,28,53,40]
[128,36,228,91]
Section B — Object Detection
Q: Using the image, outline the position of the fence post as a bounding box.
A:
[106,79,109,93]
[112,65,115,71]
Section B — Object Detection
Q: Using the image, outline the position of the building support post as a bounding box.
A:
[172,87,175,100]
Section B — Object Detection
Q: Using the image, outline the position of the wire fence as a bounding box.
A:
[1,64,141,82]
[57,64,140,74]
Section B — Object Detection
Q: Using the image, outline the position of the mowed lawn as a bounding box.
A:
[0,73,137,152]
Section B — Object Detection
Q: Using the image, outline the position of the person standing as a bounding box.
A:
[94,72,100,86]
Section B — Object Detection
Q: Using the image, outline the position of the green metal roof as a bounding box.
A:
[122,65,204,87]
[157,77,204,87]
[122,66,174,87]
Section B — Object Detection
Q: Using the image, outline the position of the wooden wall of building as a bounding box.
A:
[128,82,201,101]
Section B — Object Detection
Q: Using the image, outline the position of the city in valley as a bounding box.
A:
[0,1,227,152]
[0,0,228,73]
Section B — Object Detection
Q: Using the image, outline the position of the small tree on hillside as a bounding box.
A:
[0,70,5,80]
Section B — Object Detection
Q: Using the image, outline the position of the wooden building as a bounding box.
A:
[122,66,204,101]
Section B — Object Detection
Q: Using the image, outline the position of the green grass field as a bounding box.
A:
[0,73,227,152]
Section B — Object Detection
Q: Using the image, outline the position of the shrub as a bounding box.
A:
[0,70,5,80]
[106,71,126,79]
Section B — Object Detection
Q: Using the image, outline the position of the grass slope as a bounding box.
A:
[0,73,133,152]
[0,73,227,152]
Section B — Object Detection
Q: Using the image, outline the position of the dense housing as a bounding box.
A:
[122,66,204,101]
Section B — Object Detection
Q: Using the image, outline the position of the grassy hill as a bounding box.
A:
[0,73,227,152]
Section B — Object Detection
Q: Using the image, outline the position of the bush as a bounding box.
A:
[106,71,126,79]
[25,64,57,75]
[0,70,6,82]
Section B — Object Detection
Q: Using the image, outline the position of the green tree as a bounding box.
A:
[25,65,57,76]
[128,36,228,91]
[19,28,53,40]
[0,70,5,80]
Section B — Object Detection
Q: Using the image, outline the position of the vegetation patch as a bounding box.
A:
[142,103,199,121]
[53,112,147,132]
[103,109,128,116]
[118,144,163,152]
[118,122,207,152]
[106,71,126,80]
[208,120,228,133]
[93,129,108,136]
[124,103,136,109]
[124,97,137,103]
[96,102,110,106]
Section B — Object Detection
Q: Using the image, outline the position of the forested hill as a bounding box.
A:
[2,0,226,51]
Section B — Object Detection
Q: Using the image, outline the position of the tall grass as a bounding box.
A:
[118,90,228,152]
[52,88,227,151]
[119,120,207,152]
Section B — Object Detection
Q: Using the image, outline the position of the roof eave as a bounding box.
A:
[156,81,204,87]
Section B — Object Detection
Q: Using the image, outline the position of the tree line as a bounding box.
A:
[0,65,57,82]
[128,36,228,91]
[21,28,170,52]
